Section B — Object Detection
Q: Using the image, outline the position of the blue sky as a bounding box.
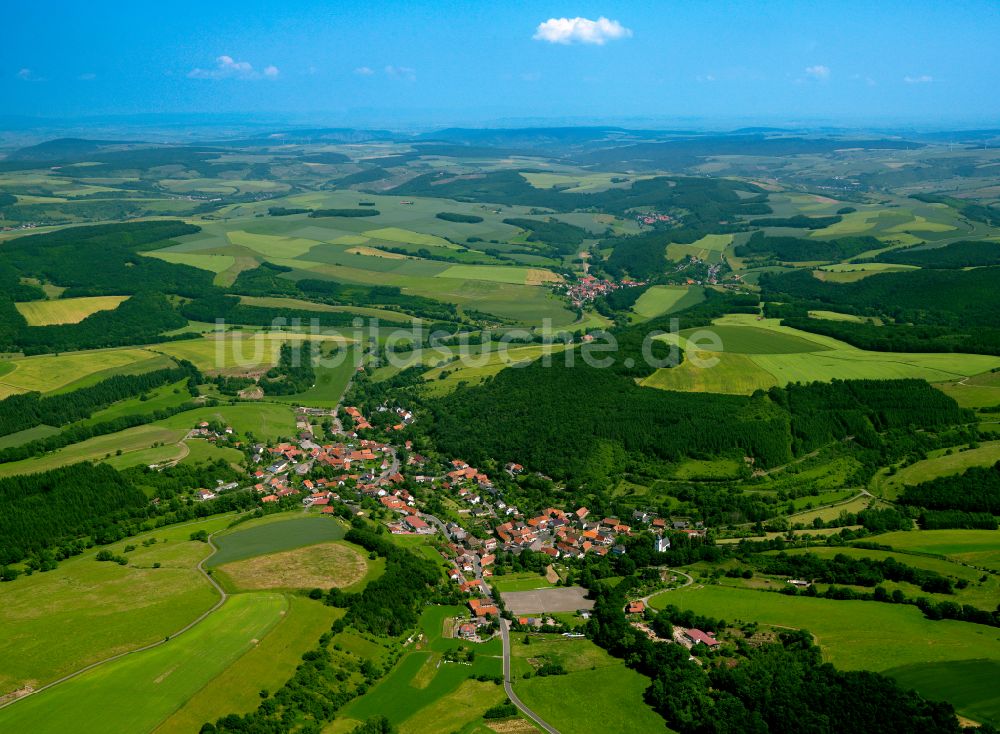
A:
[4,1,999,126]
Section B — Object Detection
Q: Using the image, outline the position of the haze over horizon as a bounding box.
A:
[4,0,999,128]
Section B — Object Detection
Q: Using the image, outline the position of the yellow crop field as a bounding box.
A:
[15,296,130,326]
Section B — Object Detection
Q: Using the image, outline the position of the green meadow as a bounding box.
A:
[332,606,504,732]
[154,598,344,734]
[653,583,1000,723]
[0,348,158,396]
[0,424,187,478]
[0,593,287,734]
[642,315,1000,395]
[511,635,669,734]
[861,530,1000,571]
[0,515,234,695]
[207,515,349,566]
[631,285,704,320]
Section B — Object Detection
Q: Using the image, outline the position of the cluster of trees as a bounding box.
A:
[586,575,964,733]
[0,363,196,437]
[0,457,247,572]
[180,292,357,328]
[749,214,842,229]
[898,461,1000,514]
[919,510,997,530]
[4,292,193,355]
[393,170,768,222]
[267,206,311,216]
[751,551,955,593]
[872,240,1000,269]
[912,193,1000,228]
[501,217,590,256]
[773,378,971,455]
[2,220,207,297]
[0,463,147,565]
[436,211,483,223]
[325,525,441,636]
[430,360,793,484]
[761,267,1000,355]
[427,358,970,486]
[308,208,380,218]
[735,231,881,262]
[603,230,670,280]
[259,342,317,396]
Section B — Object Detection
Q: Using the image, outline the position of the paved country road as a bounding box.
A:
[500,619,561,734]
[0,525,230,710]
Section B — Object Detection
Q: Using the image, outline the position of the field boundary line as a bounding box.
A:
[0,526,233,711]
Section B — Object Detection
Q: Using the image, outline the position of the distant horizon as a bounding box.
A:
[5,1,999,126]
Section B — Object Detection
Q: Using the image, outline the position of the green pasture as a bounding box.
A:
[682,324,828,354]
[936,370,1000,409]
[641,351,778,395]
[336,606,503,729]
[880,441,1000,497]
[155,402,296,441]
[267,345,360,408]
[0,593,286,734]
[207,515,348,566]
[0,424,61,450]
[862,530,1000,571]
[512,636,668,734]
[50,354,179,394]
[807,310,867,323]
[0,515,233,694]
[885,660,1000,726]
[155,597,343,733]
[0,348,158,396]
[655,584,1000,671]
[631,285,704,320]
[74,379,191,430]
[0,424,186,478]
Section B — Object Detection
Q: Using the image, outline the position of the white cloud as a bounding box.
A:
[696,73,716,83]
[16,68,33,81]
[904,74,933,84]
[78,72,97,81]
[533,16,632,45]
[188,55,278,80]
[804,64,830,80]
[385,65,416,80]
[354,66,375,76]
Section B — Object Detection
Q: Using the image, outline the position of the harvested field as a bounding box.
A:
[500,586,594,615]
[214,541,367,591]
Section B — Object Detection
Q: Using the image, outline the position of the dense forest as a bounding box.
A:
[391,171,769,223]
[872,240,1000,268]
[0,459,247,570]
[761,266,1000,355]
[735,231,881,261]
[501,217,590,256]
[0,362,197,437]
[424,366,969,485]
[0,463,147,566]
[586,573,965,734]
[749,214,843,229]
[898,461,1000,514]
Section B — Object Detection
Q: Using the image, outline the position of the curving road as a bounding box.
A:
[0,527,228,710]
[500,619,561,734]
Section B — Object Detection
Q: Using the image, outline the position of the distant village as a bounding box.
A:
[177,400,712,645]
[562,275,646,308]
